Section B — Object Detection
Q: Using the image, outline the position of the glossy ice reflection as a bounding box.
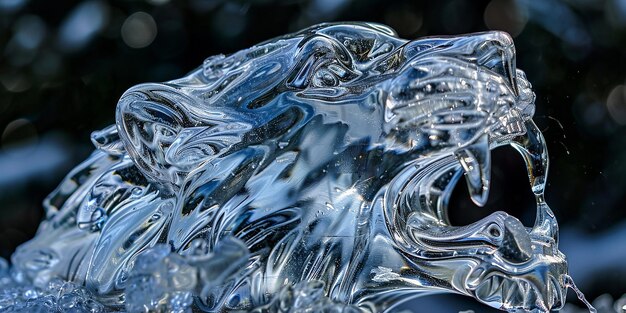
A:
[2,22,589,312]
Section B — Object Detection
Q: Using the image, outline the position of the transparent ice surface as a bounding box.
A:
[0,256,106,312]
[3,22,592,312]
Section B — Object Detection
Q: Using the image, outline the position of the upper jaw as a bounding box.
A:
[384,30,536,160]
[400,30,521,98]
[488,67,537,148]
[451,62,536,207]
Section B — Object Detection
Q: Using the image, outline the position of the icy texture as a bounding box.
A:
[5,22,586,312]
[124,236,249,313]
[250,281,361,313]
[0,259,106,313]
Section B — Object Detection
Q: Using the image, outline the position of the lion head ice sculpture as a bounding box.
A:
[10,22,570,312]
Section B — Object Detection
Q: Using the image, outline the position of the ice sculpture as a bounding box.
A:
[2,22,588,312]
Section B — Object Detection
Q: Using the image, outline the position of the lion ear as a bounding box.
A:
[116,83,252,186]
[286,35,353,89]
[116,83,192,185]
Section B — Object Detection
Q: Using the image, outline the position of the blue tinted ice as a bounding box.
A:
[4,22,591,312]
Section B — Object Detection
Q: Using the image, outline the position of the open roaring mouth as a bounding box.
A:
[378,30,574,312]
[385,114,570,312]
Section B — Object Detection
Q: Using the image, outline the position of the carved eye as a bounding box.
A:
[487,224,502,238]
[155,124,176,139]
[313,68,339,87]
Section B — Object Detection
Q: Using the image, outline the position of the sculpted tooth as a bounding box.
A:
[500,279,510,302]
[522,283,536,309]
[511,120,559,242]
[504,281,519,305]
[511,119,548,195]
[488,276,500,298]
[455,134,491,207]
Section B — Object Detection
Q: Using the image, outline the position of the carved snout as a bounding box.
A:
[498,216,533,263]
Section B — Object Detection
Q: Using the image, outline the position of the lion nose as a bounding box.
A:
[404,31,517,93]
[498,216,533,263]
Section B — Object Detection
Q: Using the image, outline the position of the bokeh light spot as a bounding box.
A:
[121,12,157,49]
[0,73,31,92]
[1,118,38,152]
[212,4,246,39]
[384,4,422,37]
[0,0,26,13]
[57,0,109,52]
[147,0,169,5]
[441,0,475,34]
[606,84,626,125]
[484,0,528,37]
[606,0,626,29]
[13,15,46,50]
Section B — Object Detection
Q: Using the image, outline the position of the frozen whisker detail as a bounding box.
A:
[3,22,589,312]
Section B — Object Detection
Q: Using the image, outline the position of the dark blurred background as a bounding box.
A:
[0,0,625,310]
